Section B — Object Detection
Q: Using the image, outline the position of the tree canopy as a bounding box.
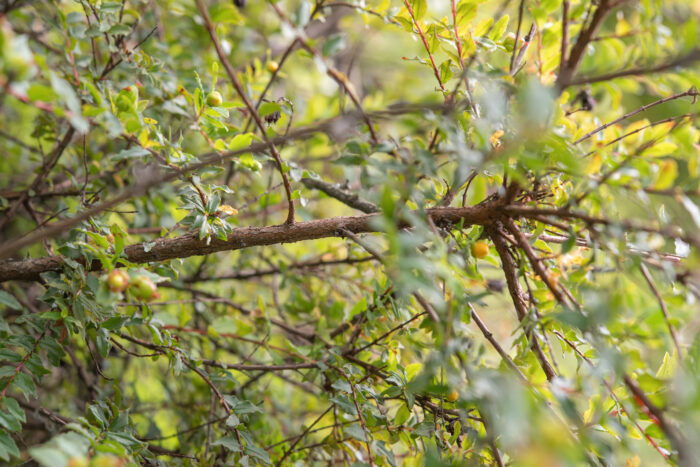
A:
[1,0,700,465]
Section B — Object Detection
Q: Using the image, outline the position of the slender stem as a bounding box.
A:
[196,0,295,224]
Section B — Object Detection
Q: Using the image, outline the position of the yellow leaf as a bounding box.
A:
[642,141,678,157]
[405,363,422,381]
[622,119,650,144]
[616,18,631,36]
[473,17,493,37]
[626,455,641,467]
[489,130,504,148]
[217,204,238,217]
[656,351,678,379]
[654,159,678,190]
[586,153,603,174]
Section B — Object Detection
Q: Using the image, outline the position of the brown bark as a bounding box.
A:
[0,202,501,283]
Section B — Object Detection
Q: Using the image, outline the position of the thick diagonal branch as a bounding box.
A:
[487,223,557,381]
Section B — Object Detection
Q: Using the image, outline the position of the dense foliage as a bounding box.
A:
[1,0,700,465]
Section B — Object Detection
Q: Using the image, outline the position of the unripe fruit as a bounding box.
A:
[447,389,459,402]
[267,61,279,73]
[89,455,124,467]
[130,275,159,302]
[472,241,489,259]
[67,457,89,467]
[206,91,223,107]
[106,269,129,293]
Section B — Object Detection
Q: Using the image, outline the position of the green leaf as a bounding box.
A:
[0,430,19,461]
[456,0,478,30]
[473,17,493,37]
[323,34,346,57]
[228,133,254,151]
[259,102,282,117]
[245,444,271,464]
[344,423,367,441]
[212,435,241,452]
[408,0,427,21]
[0,292,20,310]
[489,14,509,41]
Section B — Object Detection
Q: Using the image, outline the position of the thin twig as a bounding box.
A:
[639,263,683,358]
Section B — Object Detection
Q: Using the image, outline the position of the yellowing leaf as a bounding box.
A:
[489,14,509,41]
[405,363,422,381]
[642,141,678,157]
[461,31,477,57]
[490,130,504,148]
[622,119,650,144]
[616,18,631,36]
[656,351,678,379]
[228,133,254,151]
[473,17,493,37]
[407,0,427,21]
[217,204,238,217]
[654,159,678,190]
[456,0,478,31]
[586,153,603,174]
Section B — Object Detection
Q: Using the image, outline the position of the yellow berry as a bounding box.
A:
[472,241,489,259]
[447,389,459,402]
[267,61,279,73]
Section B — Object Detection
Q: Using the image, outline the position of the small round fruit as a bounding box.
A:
[130,275,159,302]
[266,61,279,73]
[206,91,223,107]
[89,455,124,467]
[106,269,129,293]
[447,389,459,402]
[472,241,489,259]
[67,457,89,467]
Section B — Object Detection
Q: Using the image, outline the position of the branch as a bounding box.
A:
[0,127,75,231]
[196,0,295,224]
[301,178,378,213]
[568,49,700,87]
[555,0,616,90]
[639,263,683,358]
[623,375,689,462]
[487,224,557,381]
[184,256,375,282]
[0,202,502,282]
[0,101,458,261]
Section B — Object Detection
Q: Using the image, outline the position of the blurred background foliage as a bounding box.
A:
[1,0,700,465]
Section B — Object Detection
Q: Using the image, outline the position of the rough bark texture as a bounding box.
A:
[0,202,501,283]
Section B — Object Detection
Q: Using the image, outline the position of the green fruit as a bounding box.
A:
[206,91,223,107]
[89,455,123,467]
[106,269,129,293]
[130,275,159,302]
